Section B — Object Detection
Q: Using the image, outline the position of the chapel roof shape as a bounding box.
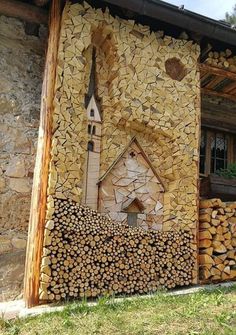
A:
[99,137,166,191]
[121,197,145,213]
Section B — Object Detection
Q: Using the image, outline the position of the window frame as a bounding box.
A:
[200,127,234,177]
[87,140,94,152]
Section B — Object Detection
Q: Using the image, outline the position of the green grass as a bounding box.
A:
[1,286,236,335]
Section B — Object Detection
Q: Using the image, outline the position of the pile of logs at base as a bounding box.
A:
[40,199,195,301]
[199,198,236,282]
[205,48,236,72]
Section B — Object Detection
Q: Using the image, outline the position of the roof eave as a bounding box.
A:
[103,0,236,47]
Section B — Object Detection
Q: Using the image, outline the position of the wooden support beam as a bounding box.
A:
[0,0,48,25]
[222,81,236,94]
[24,0,62,308]
[34,0,50,6]
[201,88,236,102]
[204,76,224,90]
[199,63,236,81]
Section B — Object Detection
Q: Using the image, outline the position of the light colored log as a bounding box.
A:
[199,231,212,240]
[212,241,227,254]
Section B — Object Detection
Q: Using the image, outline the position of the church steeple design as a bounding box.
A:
[83,48,102,210]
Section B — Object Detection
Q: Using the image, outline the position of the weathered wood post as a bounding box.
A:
[24,0,62,308]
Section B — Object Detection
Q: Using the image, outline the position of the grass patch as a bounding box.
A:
[1,286,236,335]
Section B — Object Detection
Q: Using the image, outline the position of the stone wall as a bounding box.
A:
[199,198,236,282]
[39,1,201,301]
[0,16,46,301]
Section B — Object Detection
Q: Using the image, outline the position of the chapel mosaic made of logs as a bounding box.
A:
[39,1,201,302]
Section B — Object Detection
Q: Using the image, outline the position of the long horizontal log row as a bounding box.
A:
[199,199,236,282]
[39,199,196,301]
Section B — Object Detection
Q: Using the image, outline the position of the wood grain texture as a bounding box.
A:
[34,0,50,6]
[24,0,62,308]
[200,63,236,81]
[39,200,196,302]
[201,88,236,102]
[199,198,236,283]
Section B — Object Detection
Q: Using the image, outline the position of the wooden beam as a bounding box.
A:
[222,81,236,94]
[204,76,224,90]
[24,0,62,308]
[201,88,236,102]
[34,0,50,6]
[0,0,48,25]
[199,63,236,82]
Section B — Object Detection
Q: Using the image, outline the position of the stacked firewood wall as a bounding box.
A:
[205,48,236,72]
[199,199,236,282]
[39,199,195,302]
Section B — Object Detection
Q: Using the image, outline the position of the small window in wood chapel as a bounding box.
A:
[88,141,94,152]
[122,198,145,229]
[88,124,92,134]
[90,109,95,117]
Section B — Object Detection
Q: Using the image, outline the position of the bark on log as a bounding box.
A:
[39,200,196,302]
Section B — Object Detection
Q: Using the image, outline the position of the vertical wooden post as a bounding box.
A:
[24,0,62,308]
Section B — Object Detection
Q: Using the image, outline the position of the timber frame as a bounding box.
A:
[24,0,62,308]
[200,63,236,102]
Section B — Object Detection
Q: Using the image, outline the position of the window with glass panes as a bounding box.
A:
[199,128,234,176]
[210,132,228,173]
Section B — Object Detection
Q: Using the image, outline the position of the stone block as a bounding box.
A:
[11,237,27,250]
[9,178,31,193]
[5,157,26,178]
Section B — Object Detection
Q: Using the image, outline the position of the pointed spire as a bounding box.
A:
[85,47,96,108]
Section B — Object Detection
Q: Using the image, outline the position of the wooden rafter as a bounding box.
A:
[0,0,48,25]
[34,0,50,6]
[201,88,236,102]
[199,63,236,81]
[222,81,236,93]
[24,0,62,308]
[200,63,236,101]
[204,76,223,90]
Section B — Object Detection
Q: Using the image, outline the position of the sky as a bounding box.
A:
[162,0,235,20]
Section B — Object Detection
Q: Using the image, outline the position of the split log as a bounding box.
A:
[199,198,236,283]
